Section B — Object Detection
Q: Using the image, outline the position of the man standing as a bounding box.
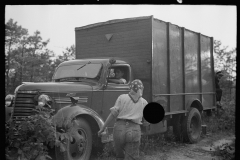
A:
[98,79,149,160]
[215,71,224,107]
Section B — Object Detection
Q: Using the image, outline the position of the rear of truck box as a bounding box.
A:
[152,18,215,114]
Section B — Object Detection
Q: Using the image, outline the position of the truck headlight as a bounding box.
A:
[37,94,52,108]
[5,94,14,107]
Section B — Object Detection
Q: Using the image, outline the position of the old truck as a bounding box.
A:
[6,16,216,160]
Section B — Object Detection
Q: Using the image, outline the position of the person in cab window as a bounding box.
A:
[108,68,127,84]
[98,79,149,160]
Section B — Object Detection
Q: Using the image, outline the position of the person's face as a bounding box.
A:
[115,70,124,79]
[137,88,144,97]
[130,87,144,97]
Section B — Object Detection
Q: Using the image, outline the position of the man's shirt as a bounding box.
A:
[110,94,148,124]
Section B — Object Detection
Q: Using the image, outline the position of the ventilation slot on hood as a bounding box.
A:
[12,92,37,121]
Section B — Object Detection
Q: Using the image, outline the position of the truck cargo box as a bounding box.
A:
[75,15,215,114]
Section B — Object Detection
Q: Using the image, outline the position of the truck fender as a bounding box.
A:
[53,104,104,130]
[185,98,203,113]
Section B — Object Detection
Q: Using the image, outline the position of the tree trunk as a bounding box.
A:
[30,49,36,82]
[20,47,24,83]
[30,63,34,82]
[230,87,232,100]
[6,40,12,95]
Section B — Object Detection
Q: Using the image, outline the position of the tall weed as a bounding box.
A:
[203,98,235,134]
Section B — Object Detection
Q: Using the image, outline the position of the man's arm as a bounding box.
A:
[98,112,116,136]
[108,79,125,84]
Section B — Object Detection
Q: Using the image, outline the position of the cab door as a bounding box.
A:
[101,82,129,141]
[102,83,130,123]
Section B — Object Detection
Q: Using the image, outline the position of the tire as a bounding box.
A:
[56,118,92,160]
[182,108,202,143]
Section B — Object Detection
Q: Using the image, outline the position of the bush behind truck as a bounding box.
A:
[6,16,216,160]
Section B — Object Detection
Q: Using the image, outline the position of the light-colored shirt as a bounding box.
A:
[110,94,148,124]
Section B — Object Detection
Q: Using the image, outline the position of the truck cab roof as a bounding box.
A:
[58,58,128,67]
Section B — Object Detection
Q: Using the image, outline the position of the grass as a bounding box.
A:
[202,97,235,134]
[92,128,187,160]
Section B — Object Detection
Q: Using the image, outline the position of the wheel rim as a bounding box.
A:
[68,128,88,159]
[189,116,201,139]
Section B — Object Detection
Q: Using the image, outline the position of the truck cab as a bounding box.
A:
[7,58,134,160]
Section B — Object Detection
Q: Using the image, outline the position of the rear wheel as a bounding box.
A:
[182,108,202,143]
[56,118,92,160]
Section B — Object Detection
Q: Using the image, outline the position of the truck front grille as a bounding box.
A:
[12,92,37,120]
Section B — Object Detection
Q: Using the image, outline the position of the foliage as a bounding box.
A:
[6,108,53,160]
[214,40,236,86]
[202,98,235,134]
[4,18,77,160]
[5,18,75,96]
[213,40,236,103]
[212,142,235,160]
[214,40,236,76]
[5,106,75,160]
[5,19,29,95]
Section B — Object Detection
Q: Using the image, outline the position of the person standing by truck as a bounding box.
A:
[98,79,148,160]
[215,71,224,107]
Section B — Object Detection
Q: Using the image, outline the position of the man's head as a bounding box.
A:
[115,68,124,79]
[129,79,144,97]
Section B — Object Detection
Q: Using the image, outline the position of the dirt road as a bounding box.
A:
[140,132,235,160]
[92,131,235,160]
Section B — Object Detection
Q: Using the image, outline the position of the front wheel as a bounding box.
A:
[56,118,92,160]
[182,108,202,143]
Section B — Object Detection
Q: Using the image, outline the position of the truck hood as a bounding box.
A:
[18,82,93,92]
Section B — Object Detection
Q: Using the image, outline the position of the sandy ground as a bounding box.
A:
[141,132,235,160]
[90,132,235,160]
[49,131,235,160]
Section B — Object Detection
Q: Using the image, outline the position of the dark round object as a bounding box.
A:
[143,102,165,124]
[56,118,92,160]
[182,108,202,143]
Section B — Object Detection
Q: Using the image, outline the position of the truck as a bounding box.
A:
[6,15,216,160]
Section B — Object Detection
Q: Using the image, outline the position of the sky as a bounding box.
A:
[5,5,236,57]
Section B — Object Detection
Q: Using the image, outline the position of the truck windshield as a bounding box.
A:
[53,63,102,81]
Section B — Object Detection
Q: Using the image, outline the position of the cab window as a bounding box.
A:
[107,66,130,84]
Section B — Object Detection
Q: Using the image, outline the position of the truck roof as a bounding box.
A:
[75,15,211,38]
[58,58,128,67]
[75,15,153,31]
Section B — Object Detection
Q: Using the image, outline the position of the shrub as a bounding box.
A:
[203,98,235,134]
[5,107,71,160]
